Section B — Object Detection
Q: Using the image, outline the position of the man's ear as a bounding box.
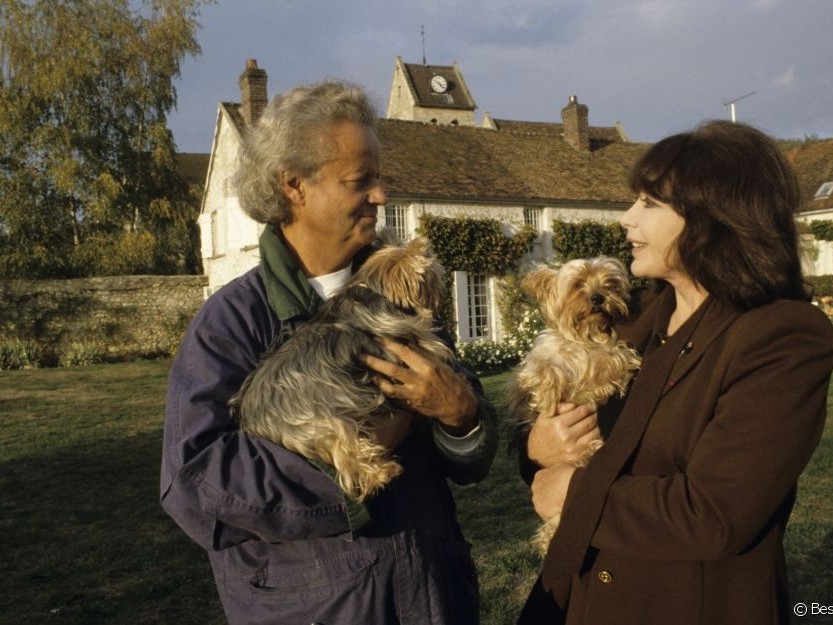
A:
[279,171,305,205]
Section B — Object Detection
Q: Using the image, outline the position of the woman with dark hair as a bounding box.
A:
[518,121,833,625]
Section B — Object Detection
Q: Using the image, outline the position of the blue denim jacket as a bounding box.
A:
[160,246,498,624]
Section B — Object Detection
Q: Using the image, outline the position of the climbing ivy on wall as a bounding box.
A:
[418,214,535,274]
[551,219,631,266]
[417,213,535,337]
[810,220,833,242]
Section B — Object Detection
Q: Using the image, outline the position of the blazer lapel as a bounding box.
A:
[662,298,740,394]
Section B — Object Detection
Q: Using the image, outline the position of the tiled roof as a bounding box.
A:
[214,101,647,205]
[221,102,245,133]
[785,139,833,212]
[378,119,647,204]
[488,118,625,151]
[176,153,210,186]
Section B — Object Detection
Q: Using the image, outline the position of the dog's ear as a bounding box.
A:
[405,236,434,259]
[521,267,559,301]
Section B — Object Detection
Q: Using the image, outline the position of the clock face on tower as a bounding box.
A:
[430,75,448,94]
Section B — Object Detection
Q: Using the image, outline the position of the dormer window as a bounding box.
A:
[814,182,833,200]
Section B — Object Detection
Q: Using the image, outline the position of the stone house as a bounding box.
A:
[198,58,649,342]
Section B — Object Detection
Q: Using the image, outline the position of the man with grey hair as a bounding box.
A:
[161,80,498,624]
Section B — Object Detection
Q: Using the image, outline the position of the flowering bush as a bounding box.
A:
[455,339,515,375]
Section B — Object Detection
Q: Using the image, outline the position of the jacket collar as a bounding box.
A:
[629,287,741,397]
[258,227,380,322]
[258,227,322,321]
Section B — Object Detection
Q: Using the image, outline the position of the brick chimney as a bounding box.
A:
[239,59,268,127]
[561,95,590,153]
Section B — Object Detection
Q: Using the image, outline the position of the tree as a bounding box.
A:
[0,0,209,278]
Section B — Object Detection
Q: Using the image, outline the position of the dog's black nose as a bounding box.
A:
[590,293,605,307]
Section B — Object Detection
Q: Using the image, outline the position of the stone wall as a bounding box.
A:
[0,275,207,363]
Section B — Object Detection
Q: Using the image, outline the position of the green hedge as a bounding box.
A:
[418,214,535,274]
[551,219,632,267]
[806,275,833,297]
[810,220,833,242]
[419,214,535,337]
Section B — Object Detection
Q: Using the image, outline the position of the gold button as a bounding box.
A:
[598,570,613,583]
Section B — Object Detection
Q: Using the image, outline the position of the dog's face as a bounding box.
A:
[352,236,445,318]
[521,257,631,340]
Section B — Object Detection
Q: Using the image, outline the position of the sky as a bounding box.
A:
[168,0,833,154]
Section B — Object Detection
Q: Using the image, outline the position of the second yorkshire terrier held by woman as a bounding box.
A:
[517,121,833,625]
[505,256,641,554]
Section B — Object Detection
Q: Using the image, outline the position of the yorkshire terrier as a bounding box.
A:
[230,234,452,502]
[506,256,641,554]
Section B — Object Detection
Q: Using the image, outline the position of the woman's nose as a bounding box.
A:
[619,201,637,228]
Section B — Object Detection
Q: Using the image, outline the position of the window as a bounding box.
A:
[814,182,833,200]
[210,210,221,257]
[454,272,496,342]
[466,272,491,339]
[384,204,409,240]
[524,207,544,236]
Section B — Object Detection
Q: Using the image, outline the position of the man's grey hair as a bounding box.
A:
[234,80,378,225]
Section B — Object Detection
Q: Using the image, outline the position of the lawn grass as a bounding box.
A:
[1,361,831,624]
[0,360,223,625]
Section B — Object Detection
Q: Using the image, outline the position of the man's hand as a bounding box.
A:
[360,338,478,436]
[527,403,600,468]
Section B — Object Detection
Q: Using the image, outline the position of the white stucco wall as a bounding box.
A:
[797,210,833,276]
[385,61,415,121]
[200,109,264,289]
[409,107,477,126]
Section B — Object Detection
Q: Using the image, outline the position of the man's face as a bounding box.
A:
[295,122,386,261]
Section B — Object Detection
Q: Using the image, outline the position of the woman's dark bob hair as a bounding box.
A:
[628,120,809,309]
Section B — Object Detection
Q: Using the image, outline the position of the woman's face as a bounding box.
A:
[619,194,688,284]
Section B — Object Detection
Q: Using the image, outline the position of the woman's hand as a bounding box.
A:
[531,463,576,521]
[527,403,600,468]
[360,338,478,436]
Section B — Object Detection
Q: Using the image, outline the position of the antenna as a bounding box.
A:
[421,25,426,65]
[723,91,756,123]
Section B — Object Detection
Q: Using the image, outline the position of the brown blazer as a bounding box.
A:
[519,287,833,625]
